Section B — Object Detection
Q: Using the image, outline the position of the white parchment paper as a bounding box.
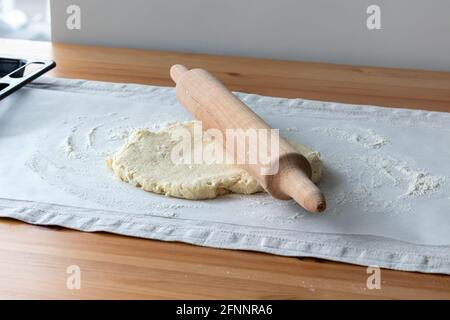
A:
[0,77,449,273]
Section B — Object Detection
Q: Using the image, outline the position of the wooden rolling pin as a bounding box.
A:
[170,64,326,213]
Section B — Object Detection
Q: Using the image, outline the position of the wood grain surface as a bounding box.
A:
[0,38,449,299]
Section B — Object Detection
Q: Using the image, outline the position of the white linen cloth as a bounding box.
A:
[0,77,448,274]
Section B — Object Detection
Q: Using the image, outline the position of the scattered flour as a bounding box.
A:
[61,126,77,158]
[153,203,204,210]
[108,128,130,141]
[283,127,301,132]
[241,195,308,222]
[43,113,447,219]
[360,155,445,197]
[62,136,74,155]
[405,172,444,197]
[150,121,180,130]
[312,127,389,149]
[86,124,104,148]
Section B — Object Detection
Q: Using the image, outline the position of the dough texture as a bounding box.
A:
[106,121,322,200]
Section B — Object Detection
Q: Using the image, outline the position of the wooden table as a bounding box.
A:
[1,38,449,299]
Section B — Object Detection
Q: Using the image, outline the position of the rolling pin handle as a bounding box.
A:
[170,64,189,84]
[278,169,327,213]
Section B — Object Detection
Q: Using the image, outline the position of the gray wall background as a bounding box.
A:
[50,0,450,71]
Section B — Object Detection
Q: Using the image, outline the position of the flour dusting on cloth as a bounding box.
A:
[0,76,449,274]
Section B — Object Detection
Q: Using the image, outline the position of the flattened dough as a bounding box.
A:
[106,121,322,200]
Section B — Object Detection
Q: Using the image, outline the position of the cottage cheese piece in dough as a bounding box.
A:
[106,121,322,200]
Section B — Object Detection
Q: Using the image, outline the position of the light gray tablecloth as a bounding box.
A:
[0,77,449,274]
